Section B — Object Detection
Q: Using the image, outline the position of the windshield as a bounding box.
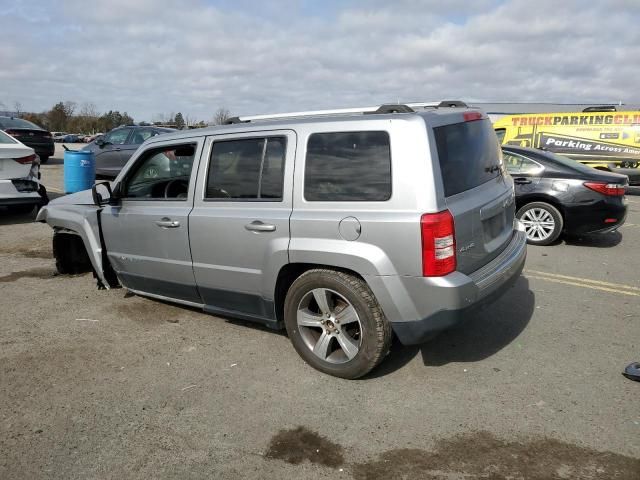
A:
[0,117,43,130]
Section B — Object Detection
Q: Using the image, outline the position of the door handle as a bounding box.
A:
[155,217,180,228]
[513,177,532,185]
[245,221,276,232]
[114,147,121,151]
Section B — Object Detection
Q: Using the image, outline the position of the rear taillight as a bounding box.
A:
[5,129,21,137]
[13,154,37,164]
[421,210,456,277]
[463,111,483,122]
[583,182,625,196]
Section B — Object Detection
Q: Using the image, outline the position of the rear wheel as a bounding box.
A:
[283,269,392,379]
[517,202,563,246]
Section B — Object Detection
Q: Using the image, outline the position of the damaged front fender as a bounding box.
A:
[36,197,113,288]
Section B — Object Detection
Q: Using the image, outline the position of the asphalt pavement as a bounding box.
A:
[0,147,638,479]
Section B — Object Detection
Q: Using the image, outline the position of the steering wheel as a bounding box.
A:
[164,179,189,199]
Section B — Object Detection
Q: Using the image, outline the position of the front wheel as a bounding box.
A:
[517,201,563,246]
[284,269,392,379]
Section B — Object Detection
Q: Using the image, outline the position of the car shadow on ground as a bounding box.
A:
[44,157,64,166]
[0,207,39,226]
[0,193,64,226]
[562,231,622,248]
[367,276,535,377]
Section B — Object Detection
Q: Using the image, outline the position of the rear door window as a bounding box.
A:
[304,131,391,201]
[503,152,543,175]
[434,119,502,197]
[205,136,286,201]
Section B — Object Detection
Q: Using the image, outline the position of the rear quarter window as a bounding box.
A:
[304,131,391,201]
[434,119,502,197]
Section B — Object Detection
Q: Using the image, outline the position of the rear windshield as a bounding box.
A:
[0,117,42,130]
[538,149,606,175]
[0,130,17,144]
[434,119,502,197]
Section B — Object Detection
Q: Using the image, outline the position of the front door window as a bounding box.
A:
[122,144,196,199]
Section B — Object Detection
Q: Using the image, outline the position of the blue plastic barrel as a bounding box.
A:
[64,150,95,193]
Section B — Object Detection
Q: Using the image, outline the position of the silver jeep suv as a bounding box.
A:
[37,101,527,379]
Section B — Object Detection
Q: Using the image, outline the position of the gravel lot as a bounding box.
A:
[1,148,639,479]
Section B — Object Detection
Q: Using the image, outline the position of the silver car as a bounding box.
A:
[37,102,527,379]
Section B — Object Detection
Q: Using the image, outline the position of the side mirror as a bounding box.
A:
[95,137,106,147]
[92,181,115,206]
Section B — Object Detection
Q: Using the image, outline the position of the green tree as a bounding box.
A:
[47,102,70,131]
[174,112,185,130]
[98,110,135,132]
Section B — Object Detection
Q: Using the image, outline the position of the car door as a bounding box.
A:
[188,131,295,322]
[95,128,133,175]
[503,151,543,194]
[100,137,204,304]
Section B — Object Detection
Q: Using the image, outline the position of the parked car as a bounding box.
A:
[62,134,80,143]
[82,133,102,143]
[82,126,175,178]
[0,130,47,214]
[37,102,527,379]
[502,145,628,245]
[0,116,55,163]
[494,107,640,185]
[52,132,68,142]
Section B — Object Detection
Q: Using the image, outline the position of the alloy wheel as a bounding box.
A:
[520,207,556,242]
[296,288,362,364]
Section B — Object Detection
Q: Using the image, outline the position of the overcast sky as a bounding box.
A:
[1,0,639,122]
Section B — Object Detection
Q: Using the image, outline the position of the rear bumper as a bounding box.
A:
[563,200,627,235]
[31,143,55,158]
[366,225,527,345]
[0,179,42,206]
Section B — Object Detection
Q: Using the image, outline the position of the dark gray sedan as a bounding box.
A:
[83,126,175,178]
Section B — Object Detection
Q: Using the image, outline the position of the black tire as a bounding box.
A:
[53,233,92,274]
[40,156,49,164]
[283,269,392,379]
[516,201,563,246]
[38,184,49,206]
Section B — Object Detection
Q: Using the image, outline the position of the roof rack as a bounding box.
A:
[224,100,469,124]
[582,105,617,112]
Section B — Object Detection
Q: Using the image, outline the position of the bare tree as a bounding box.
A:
[213,107,231,125]
[13,101,23,116]
[79,102,98,118]
[63,100,77,117]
